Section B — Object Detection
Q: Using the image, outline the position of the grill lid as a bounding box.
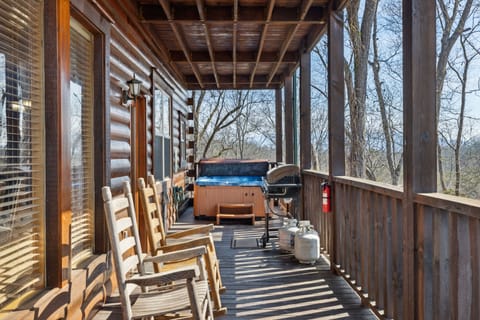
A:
[266,164,300,184]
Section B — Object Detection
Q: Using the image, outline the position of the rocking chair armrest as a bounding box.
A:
[165,224,214,239]
[145,246,207,264]
[126,265,199,287]
[157,236,212,253]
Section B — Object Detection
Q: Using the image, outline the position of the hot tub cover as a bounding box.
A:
[197,159,270,177]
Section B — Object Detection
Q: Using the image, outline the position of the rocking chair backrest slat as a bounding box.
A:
[103,180,214,320]
[116,217,133,233]
[108,197,130,217]
[118,236,136,255]
[148,175,169,244]
[102,182,146,319]
[138,177,166,251]
[123,255,141,277]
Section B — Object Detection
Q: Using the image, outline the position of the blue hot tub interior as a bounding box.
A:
[195,159,270,187]
[195,175,265,187]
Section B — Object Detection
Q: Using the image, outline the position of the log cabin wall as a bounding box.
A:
[0,0,190,318]
[102,0,189,194]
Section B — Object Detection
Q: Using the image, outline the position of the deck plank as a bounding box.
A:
[94,208,378,319]
[172,209,377,320]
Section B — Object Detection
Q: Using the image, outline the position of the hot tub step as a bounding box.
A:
[216,203,255,225]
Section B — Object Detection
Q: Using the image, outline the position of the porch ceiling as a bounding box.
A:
[136,0,345,90]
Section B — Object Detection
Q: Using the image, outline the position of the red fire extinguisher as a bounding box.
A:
[322,182,331,213]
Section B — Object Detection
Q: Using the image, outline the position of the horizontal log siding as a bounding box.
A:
[303,171,480,320]
[108,24,188,193]
[109,25,145,193]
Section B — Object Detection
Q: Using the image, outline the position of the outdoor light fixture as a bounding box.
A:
[122,73,142,104]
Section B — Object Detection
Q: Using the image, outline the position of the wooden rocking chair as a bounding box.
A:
[137,175,226,315]
[102,181,214,320]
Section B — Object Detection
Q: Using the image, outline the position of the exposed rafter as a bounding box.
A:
[137,0,333,90]
[140,5,326,25]
[157,0,204,88]
[267,0,315,87]
[169,51,298,63]
[233,0,238,88]
[185,74,283,90]
[195,0,220,88]
[249,0,276,88]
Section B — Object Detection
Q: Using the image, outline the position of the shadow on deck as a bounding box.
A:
[171,209,378,320]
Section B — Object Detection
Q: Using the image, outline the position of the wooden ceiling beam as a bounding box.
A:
[195,0,220,88]
[304,24,328,53]
[185,74,282,85]
[266,0,314,86]
[170,50,298,63]
[157,0,204,89]
[233,0,238,88]
[187,83,281,90]
[140,5,326,24]
[249,0,276,88]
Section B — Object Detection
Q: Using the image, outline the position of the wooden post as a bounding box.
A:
[284,75,294,164]
[44,0,71,288]
[135,97,148,248]
[275,88,283,163]
[300,51,311,170]
[328,8,345,271]
[403,0,436,319]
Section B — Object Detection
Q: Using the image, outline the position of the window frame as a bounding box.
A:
[44,0,110,288]
[151,69,173,180]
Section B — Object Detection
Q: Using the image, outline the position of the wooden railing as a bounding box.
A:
[302,170,480,319]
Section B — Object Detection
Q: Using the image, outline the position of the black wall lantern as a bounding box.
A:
[122,73,142,104]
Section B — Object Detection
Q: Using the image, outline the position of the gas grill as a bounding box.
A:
[261,164,302,247]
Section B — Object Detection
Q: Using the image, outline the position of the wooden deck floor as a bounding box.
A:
[94,208,377,319]
[171,210,377,320]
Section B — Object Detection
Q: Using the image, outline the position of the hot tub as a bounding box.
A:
[193,159,269,218]
[195,175,264,187]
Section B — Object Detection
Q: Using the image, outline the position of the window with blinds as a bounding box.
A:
[154,89,171,179]
[70,18,95,267]
[0,0,45,308]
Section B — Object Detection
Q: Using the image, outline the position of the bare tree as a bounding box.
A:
[193,90,243,158]
[369,0,402,185]
[193,90,275,160]
[234,90,275,159]
[440,25,480,195]
[311,40,329,172]
[345,0,378,177]
[436,0,474,191]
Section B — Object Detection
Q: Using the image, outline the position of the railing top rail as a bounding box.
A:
[302,170,480,219]
[416,192,480,219]
[302,170,328,180]
[332,175,403,200]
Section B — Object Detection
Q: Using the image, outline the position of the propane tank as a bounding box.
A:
[278,218,298,252]
[294,221,320,264]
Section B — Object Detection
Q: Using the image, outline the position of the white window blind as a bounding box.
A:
[154,90,171,179]
[0,0,45,307]
[70,18,95,267]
